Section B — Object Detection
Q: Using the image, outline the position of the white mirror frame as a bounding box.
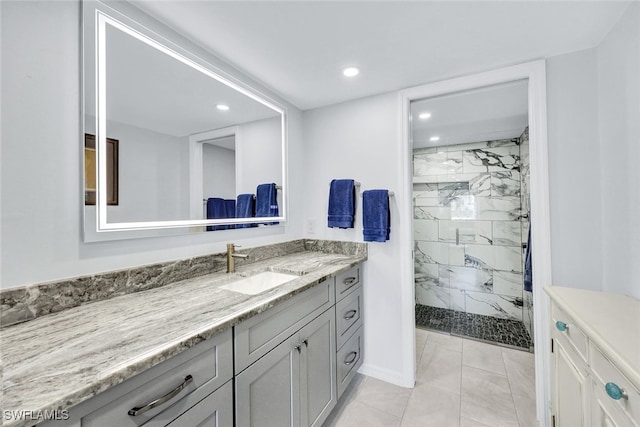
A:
[83,1,287,233]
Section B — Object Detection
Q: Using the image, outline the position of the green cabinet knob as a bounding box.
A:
[605,382,628,400]
[555,321,567,332]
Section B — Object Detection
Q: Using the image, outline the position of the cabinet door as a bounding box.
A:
[299,309,337,427]
[165,381,233,427]
[553,339,589,426]
[235,332,301,427]
[591,380,634,427]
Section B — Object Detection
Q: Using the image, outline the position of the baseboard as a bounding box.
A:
[357,363,415,388]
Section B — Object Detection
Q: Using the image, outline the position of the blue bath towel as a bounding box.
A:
[328,179,356,228]
[524,217,533,292]
[256,183,279,225]
[362,189,390,242]
[236,194,256,229]
[206,198,227,231]
[224,199,236,230]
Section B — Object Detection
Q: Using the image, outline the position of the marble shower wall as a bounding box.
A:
[519,127,534,342]
[413,136,529,324]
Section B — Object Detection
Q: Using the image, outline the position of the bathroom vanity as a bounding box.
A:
[1,241,366,427]
[546,287,639,427]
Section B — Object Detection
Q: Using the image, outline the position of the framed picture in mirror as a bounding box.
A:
[84,133,119,206]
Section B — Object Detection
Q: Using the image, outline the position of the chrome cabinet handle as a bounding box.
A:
[303,339,308,347]
[555,321,568,332]
[343,277,357,286]
[344,351,358,365]
[128,375,193,416]
[343,309,357,320]
[295,344,301,353]
[605,382,629,400]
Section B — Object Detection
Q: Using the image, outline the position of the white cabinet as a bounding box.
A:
[549,293,639,427]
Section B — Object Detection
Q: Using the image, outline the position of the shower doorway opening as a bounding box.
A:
[411,81,534,352]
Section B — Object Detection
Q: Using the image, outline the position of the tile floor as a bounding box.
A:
[323,328,538,427]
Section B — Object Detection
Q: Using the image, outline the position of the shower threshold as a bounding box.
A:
[415,304,533,351]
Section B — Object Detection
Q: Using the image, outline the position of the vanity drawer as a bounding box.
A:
[336,325,364,399]
[336,286,363,349]
[82,329,232,427]
[235,278,335,373]
[551,303,588,362]
[590,344,640,425]
[335,265,361,302]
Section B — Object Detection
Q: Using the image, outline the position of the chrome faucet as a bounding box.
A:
[226,243,248,273]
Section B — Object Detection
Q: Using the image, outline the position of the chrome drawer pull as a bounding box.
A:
[605,382,629,400]
[128,375,193,416]
[343,277,357,286]
[343,309,358,320]
[344,351,358,365]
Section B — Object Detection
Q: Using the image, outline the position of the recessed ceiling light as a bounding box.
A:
[430,136,440,142]
[342,67,359,77]
[419,112,432,120]
[216,104,230,111]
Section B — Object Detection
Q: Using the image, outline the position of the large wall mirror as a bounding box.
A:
[82,1,287,241]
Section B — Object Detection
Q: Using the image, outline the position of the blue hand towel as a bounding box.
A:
[224,199,236,230]
[206,197,227,231]
[236,194,256,229]
[256,183,279,225]
[362,189,390,242]
[524,217,533,292]
[328,179,356,228]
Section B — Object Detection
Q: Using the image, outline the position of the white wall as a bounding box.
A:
[597,3,640,299]
[237,116,283,194]
[302,92,413,386]
[0,1,304,289]
[546,48,603,291]
[203,144,236,200]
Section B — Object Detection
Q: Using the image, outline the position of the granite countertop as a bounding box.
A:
[2,250,366,427]
[545,286,640,389]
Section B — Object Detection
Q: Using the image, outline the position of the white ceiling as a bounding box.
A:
[132,1,630,111]
[411,79,529,148]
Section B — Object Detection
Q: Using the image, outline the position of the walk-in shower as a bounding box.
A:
[411,81,534,351]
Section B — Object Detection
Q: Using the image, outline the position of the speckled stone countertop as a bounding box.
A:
[1,250,366,427]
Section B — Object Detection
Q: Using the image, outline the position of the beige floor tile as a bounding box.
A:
[353,377,412,417]
[416,328,429,365]
[462,339,507,376]
[512,392,539,427]
[460,366,519,426]
[401,383,461,427]
[322,374,367,427]
[330,400,402,427]
[460,417,490,427]
[417,344,463,394]
[502,347,536,399]
[426,330,463,352]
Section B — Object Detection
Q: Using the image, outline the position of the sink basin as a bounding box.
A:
[220,271,298,295]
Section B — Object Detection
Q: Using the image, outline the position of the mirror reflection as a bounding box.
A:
[83,4,285,239]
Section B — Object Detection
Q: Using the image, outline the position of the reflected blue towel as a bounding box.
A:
[328,179,356,228]
[524,217,533,292]
[256,183,279,225]
[362,190,390,242]
[236,194,256,229]
[206,198,227,231]
[224,199,236,230]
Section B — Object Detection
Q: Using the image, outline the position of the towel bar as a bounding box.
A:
[360,191,394,197]
[328,181,361,187]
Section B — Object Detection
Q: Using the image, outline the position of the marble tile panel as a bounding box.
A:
[494,246,523,273]
[464,244,495,270]
[460,366,519,426]
[464,290,523,321]
[413,182,438,198]
[462,339,507,376]
[417,344,463,394]
[446,266,493,293]
[439,220,492,245]
[414,261,439,287]
[413,175,440,184]
[493,221,522,246]
[445,139,517,152]
[491,171,521,197]
[475,196,521,221]
[414,151,463,176]
[438,182,470,205]
[413,196,443,207]
[462,146,520,174]
[353,377,411,418]
[450,244,466,266]
[401,381,461,427]
[415,241,449,265]
[414,206,451,220]
[415,284,450,309]
[450,195,478,220]
[469,174,491,197]
[493,270,524,298]
[414,219,439,242]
